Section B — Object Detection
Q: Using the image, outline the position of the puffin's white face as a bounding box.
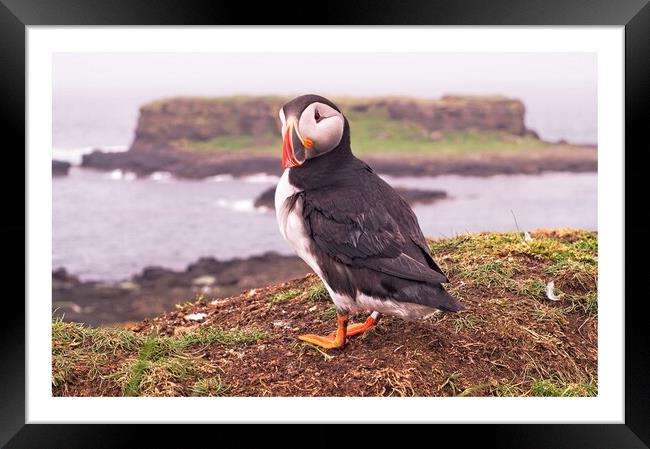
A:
[279,101,344,169]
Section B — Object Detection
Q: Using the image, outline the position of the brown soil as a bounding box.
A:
[128,276,593,396]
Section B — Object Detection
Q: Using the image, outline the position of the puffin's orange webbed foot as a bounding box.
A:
[299,313,348,349]
[298,334,346,349]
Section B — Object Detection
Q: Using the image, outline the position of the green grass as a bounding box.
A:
[123,337,157,396]
[528,378,597,397]
[429,230,597,305]
[191,377,229,397]
[52,320,265,396]
[505,278,547,298]
[268,288,302,304]
[348,115,546,155]
[432,230,598,319]
[176,134,278,155]
[52,319,142,355]
[532,303,568,323]
[564,291,598,316]
[155,326,267,352]
[322,306,338,319]
[112,354,215,397]
[454,316,481,333]
[455,260,517,288]
[181,123,547,156]
[307,283,329,302]
[487,378,597,397]
[177,113,549,156]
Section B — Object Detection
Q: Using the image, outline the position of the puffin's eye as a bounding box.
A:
[314,110,322,123]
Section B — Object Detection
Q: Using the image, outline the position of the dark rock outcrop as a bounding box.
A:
[254,186,447,210]
[367,150,598,177]
[82,147,597,179]
[82,149,279,178]
[397,188,448,205]
[53,160,71,176]
[349,95,527,135]
[52,253,310,326]
[130,97,283,153]
[254,187,277,209]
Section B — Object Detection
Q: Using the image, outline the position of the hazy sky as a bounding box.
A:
[53,52,597,147]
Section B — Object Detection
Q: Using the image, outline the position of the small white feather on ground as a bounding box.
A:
[545,281,561,301]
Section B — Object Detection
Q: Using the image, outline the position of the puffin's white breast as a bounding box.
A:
[274,169,317,269]
[274,170,343,304]
[274,169,301,240]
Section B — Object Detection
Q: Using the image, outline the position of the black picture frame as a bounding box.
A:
[3,0,648,446]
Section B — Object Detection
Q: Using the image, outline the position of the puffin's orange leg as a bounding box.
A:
[299,313,348,349]
[329,311,379,338]
[345,312,379,337]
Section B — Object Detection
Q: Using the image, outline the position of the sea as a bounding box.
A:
[53,168,596,281]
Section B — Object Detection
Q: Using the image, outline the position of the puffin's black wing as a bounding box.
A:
[301,170,448,286]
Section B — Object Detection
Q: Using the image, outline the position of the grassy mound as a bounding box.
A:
[179,124,548,156]
[140,95,554,156]
[52,229,597,397]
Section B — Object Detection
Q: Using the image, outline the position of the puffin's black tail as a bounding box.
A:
[432,285,466,312]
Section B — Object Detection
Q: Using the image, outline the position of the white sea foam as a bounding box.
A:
[206,174,235,183]
[52,144,128,165]
[150,171,173,182]
[205,173,279,184]
[241,173,280,184]
[108,169,136,181]
[215,198,265,214]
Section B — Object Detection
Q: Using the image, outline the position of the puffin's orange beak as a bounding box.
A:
[281,120,312,169]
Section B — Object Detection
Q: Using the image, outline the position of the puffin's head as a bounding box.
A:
[278,94,345,169]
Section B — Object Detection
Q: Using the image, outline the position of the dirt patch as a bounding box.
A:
[53,230,597,397]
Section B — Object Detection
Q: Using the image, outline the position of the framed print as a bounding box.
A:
[3,0,649,446]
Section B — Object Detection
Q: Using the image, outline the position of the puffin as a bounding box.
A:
[275,94,464,349]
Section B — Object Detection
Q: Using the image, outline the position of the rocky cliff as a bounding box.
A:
[131,96,283,152]
[81,95,596,178]
[129,95,530,153]
[346,95,528,135]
